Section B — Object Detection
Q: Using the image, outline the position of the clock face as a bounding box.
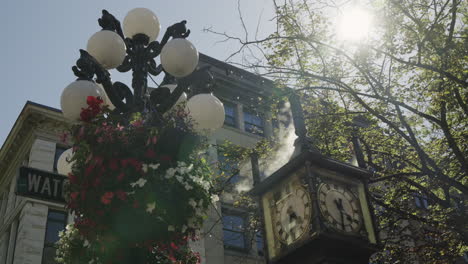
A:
[318,183,362,233]
[274,185,312,245]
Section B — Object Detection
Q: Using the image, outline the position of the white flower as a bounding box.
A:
[130,178,147,188]
[142,164,149,173]
[176,176,184,183]
[146,202,156,213]
[188,198,197,208]
[83,239,90,248]
[168,225,175,232]
[149,163,160,170]
[211,194,220,203]
[182,225,188,233]
[165,168,176,179]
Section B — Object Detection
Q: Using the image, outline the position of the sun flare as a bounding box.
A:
[337,7,373,41]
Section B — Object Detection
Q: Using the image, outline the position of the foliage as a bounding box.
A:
[214,0,467,262]
[57,97,216,264]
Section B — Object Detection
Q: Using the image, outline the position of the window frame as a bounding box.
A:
[42,209,67,264]
[243,109,264,136]
[223,101,237,128]
[222,209,248,252]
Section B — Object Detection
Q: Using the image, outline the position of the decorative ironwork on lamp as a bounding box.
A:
[61,8,224,132]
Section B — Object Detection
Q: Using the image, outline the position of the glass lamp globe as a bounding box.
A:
[61,80,104,121]
[123,8,160,42]
[162,84,187,106]
[187,93,225,132]
[87,30,126,69]
[57,148,74,176]
[161,38,199,77]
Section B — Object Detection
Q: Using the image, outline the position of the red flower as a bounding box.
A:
[160,155,172,162]
[145,149,156,159]
[80,190,87,201]
[87,96,103,110]
[109,159,119,170]
[68,173,77,184]
[115,190,127,201]
[94,156,104,166]
[70,192,79,201]
[117,172,125,181]
[93,177,101,187]
[101,192,114,205]
[170,242,179,250]
[79,96,104,122]
[121,158,142,171]
[85,164,94,176]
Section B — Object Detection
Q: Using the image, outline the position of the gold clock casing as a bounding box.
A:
[261,166,313,261]
[312,165,377,245]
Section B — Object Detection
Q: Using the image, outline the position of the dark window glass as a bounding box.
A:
[224,102,236,127]
[42,210,67,264]
[256,231,264,256]
[53,147,67,173]
[244,111,264,136]
[218,152,240,184]
[223,214,246,250]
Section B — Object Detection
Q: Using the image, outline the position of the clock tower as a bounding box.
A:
[251,92,379,264]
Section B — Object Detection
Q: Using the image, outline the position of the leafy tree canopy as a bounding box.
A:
[212,0,467,262]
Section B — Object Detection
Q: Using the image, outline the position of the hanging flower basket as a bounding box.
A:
[57,97,217,264]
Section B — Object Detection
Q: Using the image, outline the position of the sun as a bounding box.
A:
[337,7,373,41]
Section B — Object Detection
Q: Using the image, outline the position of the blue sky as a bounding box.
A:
[0,0,275,146]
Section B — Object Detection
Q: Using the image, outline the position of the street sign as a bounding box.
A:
[16,166,68,203]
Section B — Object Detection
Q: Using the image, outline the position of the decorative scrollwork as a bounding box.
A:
[70,10,213,118]
[155,66,213,114]
[98,10,124,39]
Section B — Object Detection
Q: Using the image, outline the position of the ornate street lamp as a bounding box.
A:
[54,9,225,263]
[60,8,225,132]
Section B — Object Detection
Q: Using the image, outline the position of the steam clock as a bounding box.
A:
[251,93,379,264]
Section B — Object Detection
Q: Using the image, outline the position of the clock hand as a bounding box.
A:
[334,198,345,230]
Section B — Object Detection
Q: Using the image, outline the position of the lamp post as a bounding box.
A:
[60,8,225,132]
[55,9,225,263]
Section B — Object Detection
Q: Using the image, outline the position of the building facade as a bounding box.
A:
[0,54,275,264]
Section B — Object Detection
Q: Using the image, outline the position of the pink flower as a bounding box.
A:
[101,192,114,205]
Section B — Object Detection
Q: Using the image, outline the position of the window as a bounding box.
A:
[217,151,240,184]
[53,147,67,173]
[42,210,67,264]
[224,102,237,127]
[243,110,264,136]
[256,231,264,256]
[223,214,246,250]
